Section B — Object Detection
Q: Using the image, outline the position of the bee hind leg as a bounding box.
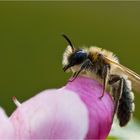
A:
[108,75,124,122]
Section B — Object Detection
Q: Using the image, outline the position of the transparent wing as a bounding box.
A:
[104,56,140,93]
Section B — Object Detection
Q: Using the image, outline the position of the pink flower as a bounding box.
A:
[0,76,114,139]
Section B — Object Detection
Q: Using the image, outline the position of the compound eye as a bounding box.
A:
[73,50,87,64]
[76,50,86,58]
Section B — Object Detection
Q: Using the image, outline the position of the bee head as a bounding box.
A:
[62,34,88,72]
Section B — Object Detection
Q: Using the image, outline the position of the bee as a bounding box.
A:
[62,34,140,127]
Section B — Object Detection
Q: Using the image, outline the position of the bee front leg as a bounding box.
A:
[68,59,93,82]
[68,72,77,82]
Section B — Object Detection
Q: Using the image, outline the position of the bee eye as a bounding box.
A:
[68,50,87,66]
[75,51,86,59]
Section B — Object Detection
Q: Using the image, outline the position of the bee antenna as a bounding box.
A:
[61,34,75,52]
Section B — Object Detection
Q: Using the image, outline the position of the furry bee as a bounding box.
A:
[62,34,140,127]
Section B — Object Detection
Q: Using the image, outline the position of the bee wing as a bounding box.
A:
[104,56,140,93]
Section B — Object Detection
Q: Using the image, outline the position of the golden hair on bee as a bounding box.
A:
[62,34,139,127]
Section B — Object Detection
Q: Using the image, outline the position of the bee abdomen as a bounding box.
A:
[117,79,135,127]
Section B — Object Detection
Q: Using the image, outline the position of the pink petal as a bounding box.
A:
[65,76,114,139]
[10,89,89,139]
[0,76,114,139]
[0,108,15,139]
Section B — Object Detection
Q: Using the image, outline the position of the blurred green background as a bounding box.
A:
[0,1,140,120]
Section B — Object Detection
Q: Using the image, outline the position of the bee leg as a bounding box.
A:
[68,72,77,82]
[109,75,124,122]
[99,65,110,99]
[68,59,92,82]
[68,69,83,82]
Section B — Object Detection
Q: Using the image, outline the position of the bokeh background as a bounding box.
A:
[0,1,140,121]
